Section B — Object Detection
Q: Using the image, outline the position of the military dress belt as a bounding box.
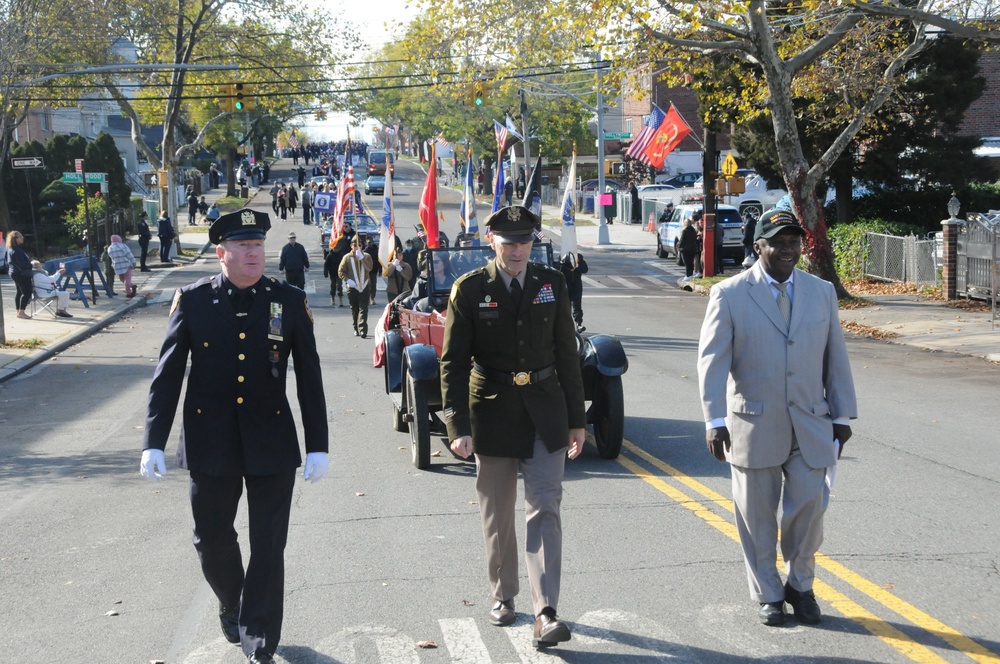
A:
[473,362,555,386]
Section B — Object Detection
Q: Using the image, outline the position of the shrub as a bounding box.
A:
[828,218,924,280]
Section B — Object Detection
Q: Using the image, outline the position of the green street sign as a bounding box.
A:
[604,132,630,140]
[63,172,106,183]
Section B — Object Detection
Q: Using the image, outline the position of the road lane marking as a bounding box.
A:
[616,439,999,663]
[580,275,609,289]
[608,275,642,289]
[438,617,497,663]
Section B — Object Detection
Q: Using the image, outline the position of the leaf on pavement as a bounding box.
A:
[416,641,438,649]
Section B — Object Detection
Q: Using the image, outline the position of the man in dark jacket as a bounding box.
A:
[157,211,175,263]
[278,231,309,289]
[137,212,152,271]
[559,252,589,332]
[140,209,329,664]
[440,205,586,650]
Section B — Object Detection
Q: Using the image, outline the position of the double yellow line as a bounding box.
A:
[616,439,999,664]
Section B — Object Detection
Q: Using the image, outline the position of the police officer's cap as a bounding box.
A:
[484,205,538,242]
[209,208,272,245]
[754,208,806,241]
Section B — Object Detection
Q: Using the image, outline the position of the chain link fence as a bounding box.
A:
[863,232,938,287]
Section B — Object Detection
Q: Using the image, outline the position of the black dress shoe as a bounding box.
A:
[758,601,786,626]
[247,653,274,663]
[532,610,571,648]
[488,599,515,626]
[219,603,240,643]
[785,584,821,624]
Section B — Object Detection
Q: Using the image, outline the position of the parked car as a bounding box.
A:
[636,184,677,197]
[655,172,701,188]
[365,175,388,196]
[579,178,622,193]
[657,203,745,264]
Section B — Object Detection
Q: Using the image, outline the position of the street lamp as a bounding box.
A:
[947,192,961,219]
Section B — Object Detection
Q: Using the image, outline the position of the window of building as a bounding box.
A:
[625,118,633,136]
[41,109,50,130]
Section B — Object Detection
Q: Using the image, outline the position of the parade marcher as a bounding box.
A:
[278,231,309,290]
[297,165,306,188]
[440,205,586,650]
[559,252,589,332]
[401,239,419,291]
[137,211,152,272]
[278,185,288,221]
[300,185,312,225]
[287,184,298,215]
[697,209,857,627]
[108,234,138,298]
[30,260,73,318]
[157,210,175,264]
[383,248,413,303]
[270,182,280,215]
[323,232,349,307]
[364,237,379,305]
[140,208,329,664]
[6,230,35,319]
[338,235,373,337]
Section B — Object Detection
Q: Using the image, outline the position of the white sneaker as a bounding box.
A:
[693,272,702,278]
[682,276,691,282]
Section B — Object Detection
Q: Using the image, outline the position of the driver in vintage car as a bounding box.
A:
[440,205,586,649]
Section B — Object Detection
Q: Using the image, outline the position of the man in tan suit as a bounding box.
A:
[441,206,586,648]
[697,209,857,627]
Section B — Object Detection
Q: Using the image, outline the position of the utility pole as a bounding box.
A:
[596,60,609,245]
[701,128,717,278]
[520,88,531,171]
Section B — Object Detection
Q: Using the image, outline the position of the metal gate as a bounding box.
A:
[864,233,938,287]
[957,212,1000,324]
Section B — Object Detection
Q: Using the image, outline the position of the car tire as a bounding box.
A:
[592,375,624,459]
[406,372,431,470]
[656,237,667,258]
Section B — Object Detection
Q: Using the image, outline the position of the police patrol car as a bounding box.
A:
[656,203,745,265]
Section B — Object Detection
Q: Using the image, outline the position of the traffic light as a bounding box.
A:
[315,109,327,121]
[239,83,255,110]
[233,83,246,111]
[474,81,487,106]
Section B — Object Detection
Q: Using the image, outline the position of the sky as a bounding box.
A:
[298,0,419,142]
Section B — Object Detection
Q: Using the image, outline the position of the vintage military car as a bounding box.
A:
[380,243,629,469]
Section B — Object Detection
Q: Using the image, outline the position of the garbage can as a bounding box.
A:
[240,186,249,198]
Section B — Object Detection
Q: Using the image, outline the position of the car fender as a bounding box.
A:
[404,344,440,382]
[384,330,405,394]
[580,334,629,377]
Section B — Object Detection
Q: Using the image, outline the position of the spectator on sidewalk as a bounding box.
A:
[6,230,34,319]
[100,242,116,295]
[137,211,152,272]
[197,196,209,223]
[30,261,73,318]
[157,210,175,263]
[205,202,221,224]
[109,234,138,298]
[187,190,199,225]
[278,232,309,290]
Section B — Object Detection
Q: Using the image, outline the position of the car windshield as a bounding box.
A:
[426,243,554,296]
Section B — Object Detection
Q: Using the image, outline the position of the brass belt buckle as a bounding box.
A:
[513,371,531,386]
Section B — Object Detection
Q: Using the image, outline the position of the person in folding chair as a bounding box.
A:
[30,260,73,318]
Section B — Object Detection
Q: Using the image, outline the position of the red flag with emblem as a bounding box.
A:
[418,142,439,248]
[643,104,692,169]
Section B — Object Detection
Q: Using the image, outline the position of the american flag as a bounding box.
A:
[436,132,450,147]
[288,134,300,149]
[625,105,667,165]
[494,120,509,153]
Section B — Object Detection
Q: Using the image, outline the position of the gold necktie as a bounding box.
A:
[775,282,791,328]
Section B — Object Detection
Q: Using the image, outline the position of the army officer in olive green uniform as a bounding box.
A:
[440,205,586,649]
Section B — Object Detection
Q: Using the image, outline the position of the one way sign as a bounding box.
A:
[11,157,44,169]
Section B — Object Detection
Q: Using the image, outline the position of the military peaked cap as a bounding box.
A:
[484,205,538,241]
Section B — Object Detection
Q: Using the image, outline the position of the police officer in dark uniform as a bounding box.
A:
[139,209,330,664]
[440,205,586,649]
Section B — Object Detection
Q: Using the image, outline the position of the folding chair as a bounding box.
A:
[30,292,59,318]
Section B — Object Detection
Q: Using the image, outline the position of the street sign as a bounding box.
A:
[63,172,107,183]
[11,157,44,169]
[722,153,738,177]
[604,132,630,140]
[75,158,84,173]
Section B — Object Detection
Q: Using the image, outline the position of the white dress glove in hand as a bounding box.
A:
[303,452,329,484]
[140,449,166,480]
[356,249,365,259]
[346,278,357,289]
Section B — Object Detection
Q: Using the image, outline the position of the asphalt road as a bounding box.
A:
[1,157,998,664]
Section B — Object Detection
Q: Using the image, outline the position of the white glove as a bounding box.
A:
[347,278,357,289]
[356,249,365,259]
[303,452,329,484]
[140,449,166,480]
[393,259,401,268]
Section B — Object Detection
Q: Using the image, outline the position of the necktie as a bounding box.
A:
[232,288,253,316]
[775,282,791,328]
[510,278,523,308]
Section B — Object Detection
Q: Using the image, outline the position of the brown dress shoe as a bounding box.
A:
[488,599,515,626]
[532,611,571,648]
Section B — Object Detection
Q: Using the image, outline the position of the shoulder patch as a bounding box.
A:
[168,289,182,317]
